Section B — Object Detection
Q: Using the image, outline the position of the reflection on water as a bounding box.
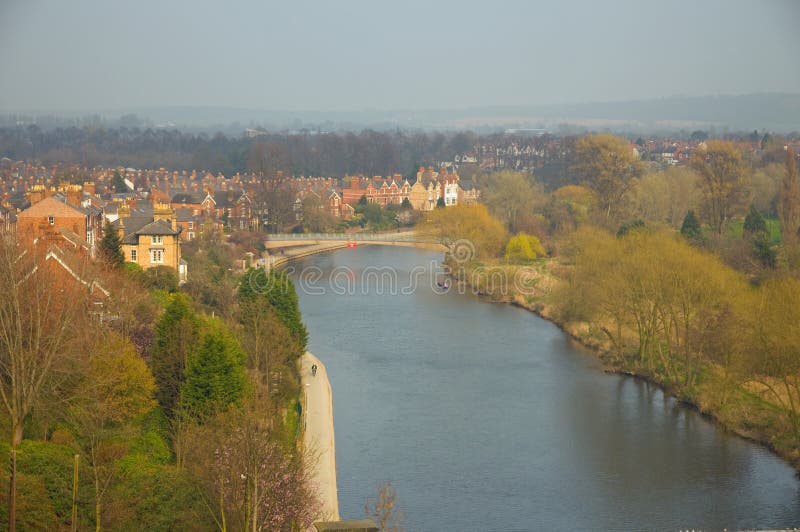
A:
[292,246,800,531]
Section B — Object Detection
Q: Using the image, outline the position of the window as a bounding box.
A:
[130,249,137,262]
[150,249,163,264]
[48,216,54,225]
[188,221,194,230]
[152,235,163,245]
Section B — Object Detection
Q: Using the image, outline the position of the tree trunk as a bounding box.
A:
[72,454,80,532]
[8,448,16,532]
[95,473,101,532]
[11,422,23,448]
[251,472,258,532]
[219,485,227,532]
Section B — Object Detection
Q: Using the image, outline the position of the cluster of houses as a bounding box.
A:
[303,165,479,220]
[16,184,187,280]
[0,161,483,287]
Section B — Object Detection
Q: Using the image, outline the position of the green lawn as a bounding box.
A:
[727,217,782,243]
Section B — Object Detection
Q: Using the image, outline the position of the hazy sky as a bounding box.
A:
[1,0,798,112]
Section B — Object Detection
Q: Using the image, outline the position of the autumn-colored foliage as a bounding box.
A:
[505,232,546,262]
[422,203,508,260]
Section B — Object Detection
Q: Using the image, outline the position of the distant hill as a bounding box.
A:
[4,93,799,133]
[127,93,800,133]
[445,93,800,132]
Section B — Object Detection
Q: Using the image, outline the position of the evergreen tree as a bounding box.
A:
[240,268,308,349]
[401,197,412,210]
[753,236,777,268]
[680,210,701,240]
[150,294,200,417]
[436,197,446,208]
[743,205,775,268]
[690,130,708,142]
[99,221,124,268]
[358,194,368,206]
[743,204,768,238]
[112,170,128,193]
[180,321,246,418]
[616,219,646,237]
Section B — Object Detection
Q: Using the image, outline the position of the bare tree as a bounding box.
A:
[364,481,404,532]
[690,140,750,235]
[571,134,643,226]
[185,404,321,531]
[0,238,90,531]
[0,238,88,447]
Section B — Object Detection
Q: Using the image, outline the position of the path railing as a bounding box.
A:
[265,231,439,243]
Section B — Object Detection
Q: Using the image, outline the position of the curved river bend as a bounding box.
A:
[291,246,800,531]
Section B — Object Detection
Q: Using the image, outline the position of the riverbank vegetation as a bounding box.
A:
[425,136,800,468]
[0,232,319,529]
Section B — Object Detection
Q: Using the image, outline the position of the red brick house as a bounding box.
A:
[340,175,411,208]
[17,195,103,255]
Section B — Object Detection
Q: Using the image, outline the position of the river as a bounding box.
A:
[290,246,800,531]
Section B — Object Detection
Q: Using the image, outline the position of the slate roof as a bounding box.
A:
[83,204,103,217]
[174,207,195,222]
[8,193,29,211]
[112,216,152,244]
[49,193,104,217]
[214,195,234,209]
[134,219,180,236]
[171,192,205,204]
[116,217,180,244]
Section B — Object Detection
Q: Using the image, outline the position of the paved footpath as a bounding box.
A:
[300,351,340,522]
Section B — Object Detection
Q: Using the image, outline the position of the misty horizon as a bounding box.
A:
[2,0,798,114]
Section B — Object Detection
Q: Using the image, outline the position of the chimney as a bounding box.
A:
[153,201,177,230]
[84,181,96,196]
[65,185,81,207]
[351,177,359,190]
[29,185,45,205]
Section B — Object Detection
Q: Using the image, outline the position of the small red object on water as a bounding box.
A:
[347,242,357,248]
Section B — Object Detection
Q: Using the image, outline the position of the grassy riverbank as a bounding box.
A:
[450,250,800,472]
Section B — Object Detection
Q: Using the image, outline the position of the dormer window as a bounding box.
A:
[152,235,163,245]
[48,216,54,225]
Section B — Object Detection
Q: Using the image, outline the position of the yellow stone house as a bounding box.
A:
[113,202,186,280]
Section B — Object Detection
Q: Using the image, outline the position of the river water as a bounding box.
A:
[291,246,800,531]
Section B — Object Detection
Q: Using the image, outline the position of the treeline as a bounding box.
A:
[0,233,319,529]
[0,125,482,177]
[558,228,800,456]
[430,135,800,279]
